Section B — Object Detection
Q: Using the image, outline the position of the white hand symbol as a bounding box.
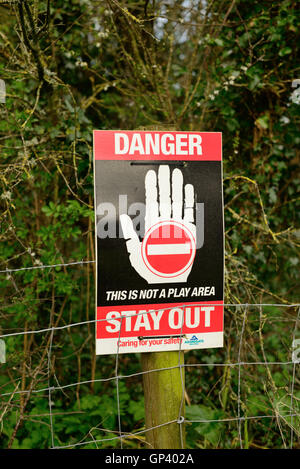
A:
[120,165,196,284]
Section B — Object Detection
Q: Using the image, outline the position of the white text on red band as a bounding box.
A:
[105,306,214,333]
[114,133,202,156]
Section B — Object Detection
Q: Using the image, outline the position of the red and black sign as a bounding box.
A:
[94,131,224,355]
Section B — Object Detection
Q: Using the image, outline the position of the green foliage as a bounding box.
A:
[0,0,299,450]
[186,405,226,447]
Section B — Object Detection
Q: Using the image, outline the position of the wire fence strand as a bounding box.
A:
[0,261,299,449]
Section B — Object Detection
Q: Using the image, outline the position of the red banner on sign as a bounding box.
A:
[97,301,223,339]
[94,131,222,161]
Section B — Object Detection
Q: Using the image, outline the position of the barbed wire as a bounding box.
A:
[50,413,300,450]
[0,304,300,449]
[0,302,299,340]
[1,304,299,449]
[0,258,299,449]
[0,359,298,399]
[0,259,95,274]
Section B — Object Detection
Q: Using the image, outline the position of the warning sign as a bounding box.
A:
[93,131,224,355]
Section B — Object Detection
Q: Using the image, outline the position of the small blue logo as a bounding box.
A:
[185,335,204,345]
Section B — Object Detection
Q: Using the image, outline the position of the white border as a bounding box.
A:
[96,332,223,355]
[93,130,224,355]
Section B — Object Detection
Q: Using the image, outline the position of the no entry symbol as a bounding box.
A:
[141,220,196,278]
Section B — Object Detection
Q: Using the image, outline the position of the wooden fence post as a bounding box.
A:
[141,350,185,449]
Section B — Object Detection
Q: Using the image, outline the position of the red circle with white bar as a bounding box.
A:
[141,220,196,278]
